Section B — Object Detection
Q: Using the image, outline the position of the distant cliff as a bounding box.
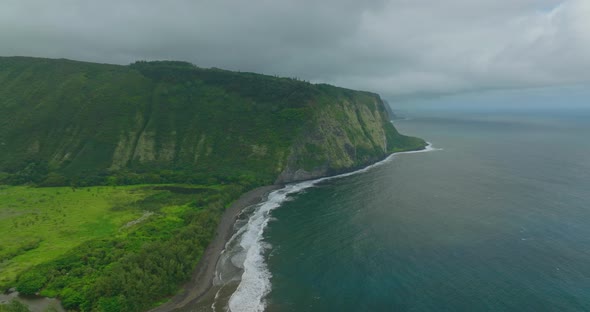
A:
[0,57,425,187]
[383,100,400,120]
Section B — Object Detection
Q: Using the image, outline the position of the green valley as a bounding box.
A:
[1,183,243,311]
[0,56,425,311]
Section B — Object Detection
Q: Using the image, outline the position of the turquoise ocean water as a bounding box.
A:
[216,106,590,312]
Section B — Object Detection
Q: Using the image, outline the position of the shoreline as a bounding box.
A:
[149,185,281,312]
[150,144,431,311]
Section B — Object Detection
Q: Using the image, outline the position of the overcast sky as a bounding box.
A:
[1,0,589,99]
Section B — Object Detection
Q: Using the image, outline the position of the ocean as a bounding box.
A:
[212,105,590,311]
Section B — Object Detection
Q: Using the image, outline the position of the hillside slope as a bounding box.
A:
[0,57,425,187]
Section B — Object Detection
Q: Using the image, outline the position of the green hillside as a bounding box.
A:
[0,57,424,187]
[0,57,425,311]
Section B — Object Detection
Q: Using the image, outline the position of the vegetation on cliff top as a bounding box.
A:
[0,58,308,187]
[0,56,424,187]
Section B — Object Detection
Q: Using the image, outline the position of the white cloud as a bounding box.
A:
[0,0,589,98]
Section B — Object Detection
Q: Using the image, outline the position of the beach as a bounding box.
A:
[150,185,281,312]
[150,145,432,312]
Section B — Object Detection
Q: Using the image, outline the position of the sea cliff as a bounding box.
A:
[0,57,425,187]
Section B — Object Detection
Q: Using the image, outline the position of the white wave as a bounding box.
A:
[227,143,440,312]
[211,288,221,311]
[227,182,316,312]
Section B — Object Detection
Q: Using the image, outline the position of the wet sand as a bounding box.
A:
[150,185,280,312]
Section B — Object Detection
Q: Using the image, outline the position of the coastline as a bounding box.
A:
[151,144,431,311]
[149,185,281,312]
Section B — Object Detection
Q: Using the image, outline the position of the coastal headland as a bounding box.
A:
[0,56,424,311]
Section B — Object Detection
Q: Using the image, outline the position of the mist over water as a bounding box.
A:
[258,107,590,311]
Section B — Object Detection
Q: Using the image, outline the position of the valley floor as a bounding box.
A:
[0,183,246,311]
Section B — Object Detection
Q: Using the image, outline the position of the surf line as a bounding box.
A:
[220,143,440,312]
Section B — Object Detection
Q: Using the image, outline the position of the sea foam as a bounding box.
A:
[227,143,439,312]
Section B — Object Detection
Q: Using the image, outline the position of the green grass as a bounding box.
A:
[0,184,246,311]
[0,185,148,287]
[0,183,243,311]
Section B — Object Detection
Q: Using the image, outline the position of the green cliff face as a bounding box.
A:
[0,57,425,186]
[277,86,425,183]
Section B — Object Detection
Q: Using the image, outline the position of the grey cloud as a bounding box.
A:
[1,0,588,98]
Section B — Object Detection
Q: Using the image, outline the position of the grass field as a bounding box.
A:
[0,184,223,290]
[0,183,243,311]
[0,185,151,287]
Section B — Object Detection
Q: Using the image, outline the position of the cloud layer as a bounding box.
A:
[1,0,588,97]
